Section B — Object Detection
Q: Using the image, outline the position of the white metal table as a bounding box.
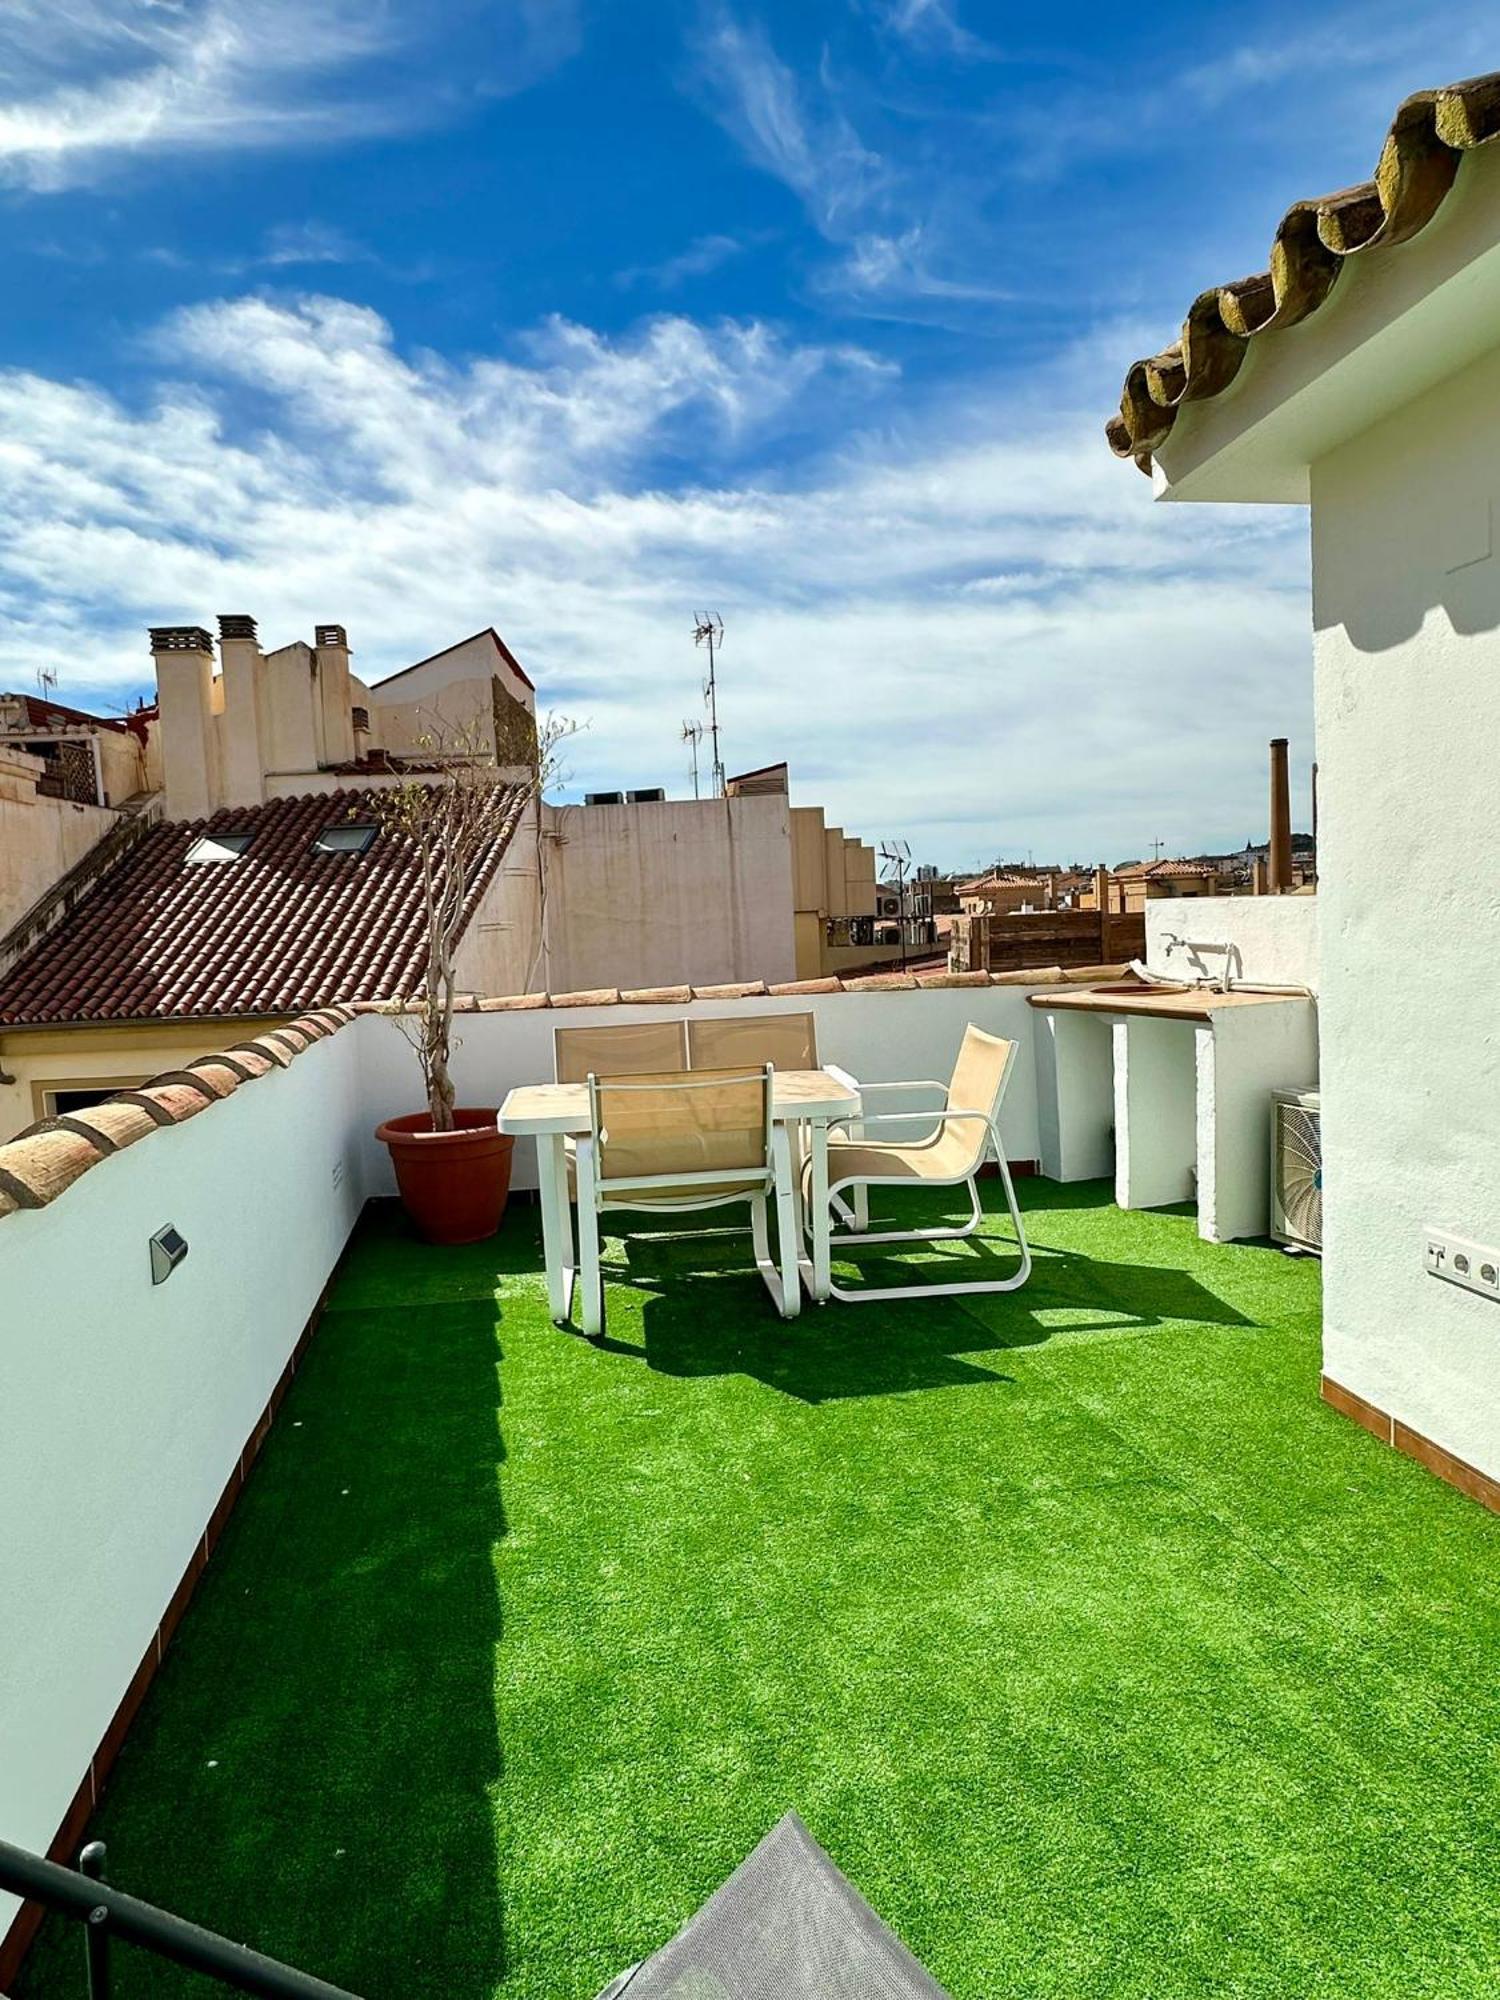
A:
[499,1068,862,1325]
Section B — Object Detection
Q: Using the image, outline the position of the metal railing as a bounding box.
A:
[0,1838,364,1999]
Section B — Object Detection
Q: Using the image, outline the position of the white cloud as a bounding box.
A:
[691,8,890,236]
[0,292,1312,863]
[617,232,767,291]
[867,0,997,62]
[0,0,575,190]
[256,221,374,269]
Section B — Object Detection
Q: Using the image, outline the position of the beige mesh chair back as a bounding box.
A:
[572,1064,799,1337]
[592,1067,770,1198]
[804,1022,1031,1304]
[687,1011,817,1074]
[554,1019,688,1083]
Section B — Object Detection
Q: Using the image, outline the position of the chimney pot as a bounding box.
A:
[218,614,258,642]
[1269,737,1293,895]
[149,626,213,654]
[315,624,348,650]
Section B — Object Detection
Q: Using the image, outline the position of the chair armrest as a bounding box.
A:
[845,1079,948,1108]
[828,1107,988,1134]
[821,1062,862,1094]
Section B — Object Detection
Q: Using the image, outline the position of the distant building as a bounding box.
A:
[0,619,898,1134]
[1099,859,1222,913]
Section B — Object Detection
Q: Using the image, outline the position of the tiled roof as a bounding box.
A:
[0,785,527,1027]
[1,691,136,733]
[955,872,1052,899]
[1108,71,1500,472]
[1113,859,1219,880]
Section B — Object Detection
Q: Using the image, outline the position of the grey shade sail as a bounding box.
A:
[595,1811,952,2000]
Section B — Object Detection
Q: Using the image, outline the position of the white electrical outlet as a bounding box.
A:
[1424,1230,1500,1301]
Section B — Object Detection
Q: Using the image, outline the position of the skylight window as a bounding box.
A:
[185,833,253,865]
[312,823,378,855]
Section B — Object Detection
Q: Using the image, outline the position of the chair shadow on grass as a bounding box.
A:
[593,1182,1253,1406]
[15,1274,511,2000]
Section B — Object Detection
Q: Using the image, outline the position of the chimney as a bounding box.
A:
[151,626,218,822]
[217,614,266,809]
[1269,737,1293,894]
[314,623,356,767]
[1252,854,1269,896]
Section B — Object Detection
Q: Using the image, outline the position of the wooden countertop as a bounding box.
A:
[1026,982,1309,1024]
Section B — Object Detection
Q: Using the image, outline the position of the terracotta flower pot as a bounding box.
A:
[376,1109,515,1246]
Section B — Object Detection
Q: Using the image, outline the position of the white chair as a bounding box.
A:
[805,1024,1032,1303]
[573,1065,800,1338]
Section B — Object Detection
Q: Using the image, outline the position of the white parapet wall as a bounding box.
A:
[1145,896,1320,991]
[0,1025,366,1950]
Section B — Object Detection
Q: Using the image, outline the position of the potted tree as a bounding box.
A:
[372,704,574,1245]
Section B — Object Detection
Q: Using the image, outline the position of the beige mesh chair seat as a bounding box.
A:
[574,1065,799,1338]
[805,1023,1031,1303]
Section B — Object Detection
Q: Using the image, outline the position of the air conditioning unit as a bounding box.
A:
[1270,1087,1321,1252]
[584,790,625,806]
[628,787,666,803]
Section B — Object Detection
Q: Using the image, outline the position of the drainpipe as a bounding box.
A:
[1269,737,1292,894]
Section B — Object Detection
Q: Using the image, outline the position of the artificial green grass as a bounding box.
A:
[18,1182,1500,1998]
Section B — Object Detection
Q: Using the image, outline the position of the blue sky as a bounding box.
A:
[0,1,1495,865]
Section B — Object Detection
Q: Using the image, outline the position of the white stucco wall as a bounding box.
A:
[355,987,1048,1195]
[0,1030,365,1941]
[1145,896,1320,991]
[1310,340,1500,1477]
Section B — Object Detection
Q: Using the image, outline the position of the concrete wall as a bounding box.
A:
[0,749,117,938]
[1145,897,1320,990]
[369,634,534,780]
[1310,339,1500,1479]
[356,987,1047,1193]
[0,1029,365,1944]
[536,794,797,993]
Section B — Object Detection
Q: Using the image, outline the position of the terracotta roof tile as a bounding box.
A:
[1109,71,1500,472]
[0,786,526,1026]
[0,1005,360,1225]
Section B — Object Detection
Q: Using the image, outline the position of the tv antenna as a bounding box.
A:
[879,839,913,970]
[693,612,726,798]
[681,719,704,800]
[36,666,58,698]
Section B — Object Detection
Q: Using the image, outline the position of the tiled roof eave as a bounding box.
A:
[1108,70,1500,473]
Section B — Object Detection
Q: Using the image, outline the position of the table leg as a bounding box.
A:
[770,1124,802,1319]
[809,1115,833,1303]
[536,1133,576,1326]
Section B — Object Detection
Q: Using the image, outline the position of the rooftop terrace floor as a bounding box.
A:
[20,1183,1500,1998]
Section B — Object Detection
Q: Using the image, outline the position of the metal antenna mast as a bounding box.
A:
[693,613,726,798]
[681,719,704,800]
[879,838,913,971]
